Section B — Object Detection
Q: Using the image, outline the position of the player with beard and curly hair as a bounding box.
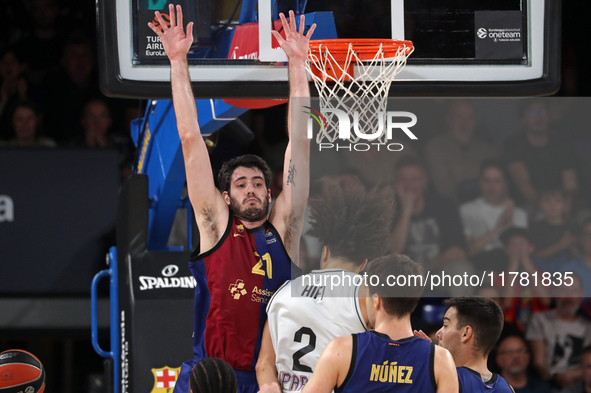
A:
[149,6,315,393]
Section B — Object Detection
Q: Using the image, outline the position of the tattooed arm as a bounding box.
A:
[268,11,315,265]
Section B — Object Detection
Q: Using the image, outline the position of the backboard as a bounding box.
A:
[97,0,561,98]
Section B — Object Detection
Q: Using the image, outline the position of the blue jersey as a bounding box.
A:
[458,367,514,393]
[336,331,436,393]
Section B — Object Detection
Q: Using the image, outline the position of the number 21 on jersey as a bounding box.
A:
[252,251,272,278]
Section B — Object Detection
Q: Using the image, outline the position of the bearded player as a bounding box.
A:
[148,5,315,393]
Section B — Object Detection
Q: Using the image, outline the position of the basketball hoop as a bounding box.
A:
[305,39,414,144]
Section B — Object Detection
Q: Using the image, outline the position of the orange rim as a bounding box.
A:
[309,38,413,60]
[307,39,413,81]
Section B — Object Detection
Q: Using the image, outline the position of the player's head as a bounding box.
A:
[437,297,504,362]
[307,176,395,267]
[495,335,530,377]
[189,357,237,393]
[363,254,426,325]
[218,154,272,222]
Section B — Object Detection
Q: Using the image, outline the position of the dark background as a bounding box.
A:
[0,0,589,392]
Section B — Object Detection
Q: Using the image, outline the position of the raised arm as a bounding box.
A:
[268,11,315,264]
[149,5,228,250]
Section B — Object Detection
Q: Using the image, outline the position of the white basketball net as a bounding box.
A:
[305,41,413,144]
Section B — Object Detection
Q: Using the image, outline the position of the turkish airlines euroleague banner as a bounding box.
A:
[136,0,199,63]
[0,149,119,294]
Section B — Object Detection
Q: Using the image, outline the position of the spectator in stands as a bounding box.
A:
[0,48,29,138]
[560,346,591,393]
[555,100,591,211]
[424,100,497,203]
[4,101,55,147]
[531,189,578,270]
[460,158,528,266]
[71,98,115,148]
[496,335,554,393]
[42,35,101,143]
[0,2,28,52]
[15,0,65,84]
[70,98,134,179]
[504,100,578,213]
[560,219,591,297]
[498,228,550,333]
[526,275,591,389]
[389,156,468,276]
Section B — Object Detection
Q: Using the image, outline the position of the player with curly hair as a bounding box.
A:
[256,176,396,392]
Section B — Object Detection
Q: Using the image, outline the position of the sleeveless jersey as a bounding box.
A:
[187,214,295,371]
[458,367,514,393]
[266,269,367,392]
[337,332,436,393]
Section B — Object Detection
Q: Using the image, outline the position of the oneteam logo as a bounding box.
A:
[476,27,521,42]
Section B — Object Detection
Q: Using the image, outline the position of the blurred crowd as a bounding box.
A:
[0,0,138,179]
[3,1,591,392]
[292,98,591,393]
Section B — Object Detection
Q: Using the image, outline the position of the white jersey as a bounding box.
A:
[266,269,367,392]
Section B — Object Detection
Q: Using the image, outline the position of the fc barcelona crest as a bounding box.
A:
[150,366,181,393]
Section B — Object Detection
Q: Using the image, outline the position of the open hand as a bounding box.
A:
[271,11,316,62]
[414,329,432,342]
[148,4,194,62]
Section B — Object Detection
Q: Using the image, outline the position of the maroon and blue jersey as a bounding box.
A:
[173,214,295,393]
[458,367,514,393]
[336,331,436,393]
